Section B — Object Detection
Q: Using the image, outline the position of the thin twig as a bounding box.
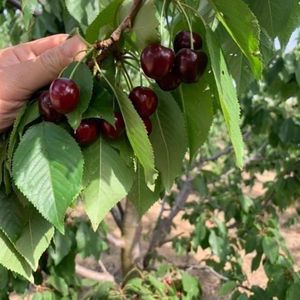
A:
[75,264,115,283]
[107,233,125,248]
[94,0,143,50]
[89,0,143,68]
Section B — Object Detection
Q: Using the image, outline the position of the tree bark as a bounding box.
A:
[121,199,141,275]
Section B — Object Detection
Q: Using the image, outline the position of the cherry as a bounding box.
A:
[49,78,80,114]
[100,112,125,140]
[129,87,158,117]
[142,117,152,135]
[174,49,202,83]
[74,119,99,145]
[38,91,64,122]
[156,70,181,91]
[173,31,202,53]
[141,44,175,80]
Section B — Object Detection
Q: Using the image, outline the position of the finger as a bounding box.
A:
[0,34,69,67]
[0,35,88,100]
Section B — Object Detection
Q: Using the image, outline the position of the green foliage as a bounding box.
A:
[150,88,187,191]
[82,137,133,230]
[0,1,299,299]
[210,0,262,77]
[12,123,84,232]
[206,28,244,167]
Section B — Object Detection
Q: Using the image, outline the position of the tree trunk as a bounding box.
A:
[121,199,141,276]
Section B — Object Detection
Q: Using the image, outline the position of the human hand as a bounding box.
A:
[0,34,87,132]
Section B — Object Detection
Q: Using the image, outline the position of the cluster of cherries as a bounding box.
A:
[38,30,206,146]
[38,79,128,145]
[38,80,158,146]
[141,30,207,90]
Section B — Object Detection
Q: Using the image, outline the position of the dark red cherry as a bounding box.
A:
[129,87,158,117]
[141,44,175,80]
[173,31,202,53]
[142,117,152,135]
[156,70,181,91]
[100,112,125,140]
[49,78,80,114]
[174,49,202,83]
[38,91,64,122]
[74,119,99,145]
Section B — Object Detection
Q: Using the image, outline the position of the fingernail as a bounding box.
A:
[60,36,87,58]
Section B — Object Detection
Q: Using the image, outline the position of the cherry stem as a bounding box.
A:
[123,60,152,85]
[121,62,134,90]
[94,58,120,108]
[175,0,194,50]
[179,2,207,28]
[68,48,94,79]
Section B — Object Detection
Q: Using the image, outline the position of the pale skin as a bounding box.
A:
[0,34,87,132]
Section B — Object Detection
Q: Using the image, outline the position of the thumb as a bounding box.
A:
[2,36,88,100]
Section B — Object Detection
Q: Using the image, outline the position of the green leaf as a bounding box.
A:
[17,101,39,138]
[179,77,214,158]
[127,164,160,216]
[218,26,254,95]
[12,123,84,232]
[82,137,133,230]
[82,86,114,124]
[262,236,279,263]
[219,281,237,296]
[147,275,165,295]
[119,0,159,50]
[49,229,73,266]
[277,1,300,48]
[251,250,262,272]
[22,0,38,28]
[181,271,200,297]
[114,88,157,188]
[240,196,254,213]
[76,222,107,259]
[46,276,69,296]
[246,0,294,39]
[206,28,244,167]
[7,105,28,173]
[208,230,228,260]
[65,0,100,27]
[286,282,300,300]
[62,62,94,129]
[85,0,124,43]
[150,89,187,190]
[0,191,54,270]
[0,230,33,282]
[210,0,262,78]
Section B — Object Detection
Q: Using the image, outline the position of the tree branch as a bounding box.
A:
[88,0,143,68]
[144,181,192,267]
[75,264,115,283]
[94,0,143,50]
